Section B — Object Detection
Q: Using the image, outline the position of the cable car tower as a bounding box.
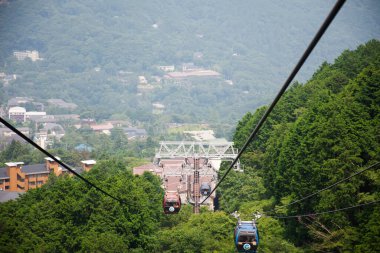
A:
[155,141,240,214]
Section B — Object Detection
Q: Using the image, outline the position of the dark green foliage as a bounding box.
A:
[0,161,164,252]
[156,210,236,253]
[1,38,379,252]
[0,140,45,165]
[221,40,380,251]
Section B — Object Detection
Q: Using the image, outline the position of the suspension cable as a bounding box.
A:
[0,117,124,203]
[265,199,380,219]
[201,0,346,204]
[264,161,380,214]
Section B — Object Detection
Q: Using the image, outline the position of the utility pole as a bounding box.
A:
[193,157,200,214]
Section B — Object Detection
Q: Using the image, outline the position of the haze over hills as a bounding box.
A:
[0,0,379,130]
[0,38,379,253]
[0,1,379,252]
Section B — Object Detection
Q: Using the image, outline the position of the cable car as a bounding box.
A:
[163,191,181,214]
[234,220,259,253]
[200,182,211,196]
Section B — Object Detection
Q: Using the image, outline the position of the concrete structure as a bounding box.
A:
[137,140,242,212]
[0,158,95,193]
[133,158,217,210]
[8,106,26,123]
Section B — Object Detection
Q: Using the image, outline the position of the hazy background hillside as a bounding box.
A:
[0,0,379,134]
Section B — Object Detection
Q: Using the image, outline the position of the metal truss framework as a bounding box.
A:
[155,141,239,160]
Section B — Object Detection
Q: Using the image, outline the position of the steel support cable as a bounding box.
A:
[265,199,380,219]
[264,161,380,215]
[0,117,124,203]
[201,0,346,205]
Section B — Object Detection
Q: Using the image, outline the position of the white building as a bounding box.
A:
[8,107,26,123]
[138,76,148,84]
[25,111,47,121]
[13,50,41,62]
[158,65,175,72]
[152,103,165,114]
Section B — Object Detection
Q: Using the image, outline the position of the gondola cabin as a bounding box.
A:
[163,191,181,214]
[234,220,259,253]
[200,182,211,196]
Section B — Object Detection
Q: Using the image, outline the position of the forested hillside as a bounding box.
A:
[1,0,379,127]
[1,41,378,252]
[219,40,380,252]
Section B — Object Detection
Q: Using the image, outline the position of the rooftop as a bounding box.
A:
[44,157,61,162]
[165,70,220,79]
[0,167,9,179]
[8,106,26,113]
[81,160,96,165]
[21,164,49,175]
[4,162,24,167]
[0,191,24,202]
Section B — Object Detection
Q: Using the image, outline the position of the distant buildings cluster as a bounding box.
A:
[0,96,149,150]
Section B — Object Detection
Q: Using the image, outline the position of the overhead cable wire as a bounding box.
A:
[264,161,380,214]
[265,199,380,219]
[201,0,346,205]
[0,117,124,203]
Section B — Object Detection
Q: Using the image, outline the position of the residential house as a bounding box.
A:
[90,122,114,135]
[123,127,148,140]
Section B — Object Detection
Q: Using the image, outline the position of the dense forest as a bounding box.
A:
[1,0,379,128]
[0,40,379,252]
[219,40,380,251]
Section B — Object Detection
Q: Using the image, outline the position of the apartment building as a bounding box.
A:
[13,50,41,61]
[8,106,26,123]
[0,158,96,192]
